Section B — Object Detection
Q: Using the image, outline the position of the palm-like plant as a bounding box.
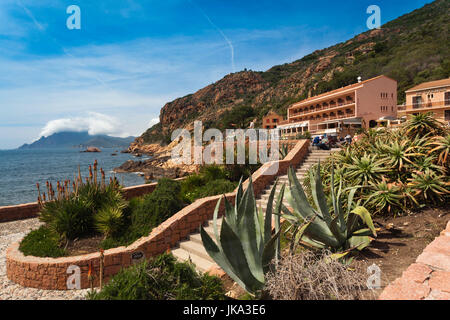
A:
[282,165,377,255]
[40,196,94,241]
[94,203,127,238]
[402,112,445,138]
[345,153,388,185]
[412,155,444,173]
[201,177,283,296]
[378,139,423,172]
[408,169,449,202]
[427,134,450,167]
[365,180,404,215]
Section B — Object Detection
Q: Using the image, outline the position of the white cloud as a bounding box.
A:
[39,112,130,139]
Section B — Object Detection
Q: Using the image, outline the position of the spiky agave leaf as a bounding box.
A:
[201,176,282,295]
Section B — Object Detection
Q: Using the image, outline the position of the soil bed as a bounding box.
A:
[65,235,104,256]
[355,207,449,299]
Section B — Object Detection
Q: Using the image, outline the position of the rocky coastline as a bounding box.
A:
[114,138,197,182]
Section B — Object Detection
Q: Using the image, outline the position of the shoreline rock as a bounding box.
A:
[114,156,196,181]
[80,147,101,153]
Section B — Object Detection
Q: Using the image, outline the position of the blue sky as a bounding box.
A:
[0,0,433,149]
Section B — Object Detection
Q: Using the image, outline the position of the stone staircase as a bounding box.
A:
[171,148,337,273]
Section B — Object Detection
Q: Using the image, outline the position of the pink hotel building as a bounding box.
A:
[276,75,398,137]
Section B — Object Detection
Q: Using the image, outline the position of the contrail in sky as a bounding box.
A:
[189,0,236,73]
[17,0,45,31]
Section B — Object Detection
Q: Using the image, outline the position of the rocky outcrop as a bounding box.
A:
[114,154,197,181]
[81,147,101,153]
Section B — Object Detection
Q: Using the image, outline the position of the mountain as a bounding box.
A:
[19,132,136,149]
[138,0,449,147]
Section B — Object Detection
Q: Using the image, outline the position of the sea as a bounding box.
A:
[0,148,148,207]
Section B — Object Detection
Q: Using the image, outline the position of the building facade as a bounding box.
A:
[278,75,398,137]
[262,111,284,129]
[397,78,450,123]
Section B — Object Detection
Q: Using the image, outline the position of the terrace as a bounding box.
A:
[289,95,356,120]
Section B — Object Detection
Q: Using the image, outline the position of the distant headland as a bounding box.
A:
[18,131,135,150]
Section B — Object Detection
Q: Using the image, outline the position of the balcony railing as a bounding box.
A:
[290,101,356,118]
[403,100,449,111]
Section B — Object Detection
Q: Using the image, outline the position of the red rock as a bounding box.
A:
[401,263,432,284]
[379,279,430,300]
[417,251,450,271]
[423,236,450,256]
[428,271,450,293]
[428,290,450,300]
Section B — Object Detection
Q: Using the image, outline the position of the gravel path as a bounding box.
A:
[0,219,91,300]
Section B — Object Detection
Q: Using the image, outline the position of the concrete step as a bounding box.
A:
[189,233,204,245]
[171,248,215,273]
[180,241,213,262]
[170,148,338,274]
[207,218,223,228]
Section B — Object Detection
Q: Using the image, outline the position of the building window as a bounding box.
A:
[413,96,422,109]
[445,110,450,121]
[445,92,450,106]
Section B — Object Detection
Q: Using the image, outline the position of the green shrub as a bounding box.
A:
[19,226,66,258]
[87,253,225,300]
[39,196,94,241]
[94,205,126,239]
[101,180,185,249]
[199,165,227,181]
[136,179,183,226]
[183,179,237,203]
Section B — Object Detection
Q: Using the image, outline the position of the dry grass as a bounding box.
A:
[265,251,374,300]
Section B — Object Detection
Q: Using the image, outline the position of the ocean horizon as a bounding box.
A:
[0,148,146,207]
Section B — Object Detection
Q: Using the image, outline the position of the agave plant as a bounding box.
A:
[201,177,283,296]
[279,143,289,159]
[427,134,450,167]
[282,165,377,256]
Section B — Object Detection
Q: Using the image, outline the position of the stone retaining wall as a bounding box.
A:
[6,140,310,290]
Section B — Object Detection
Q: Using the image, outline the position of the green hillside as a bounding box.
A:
[141,0,449,146]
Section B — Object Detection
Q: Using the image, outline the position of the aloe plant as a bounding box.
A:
[282,165,377,255]
[200,177,283,296]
